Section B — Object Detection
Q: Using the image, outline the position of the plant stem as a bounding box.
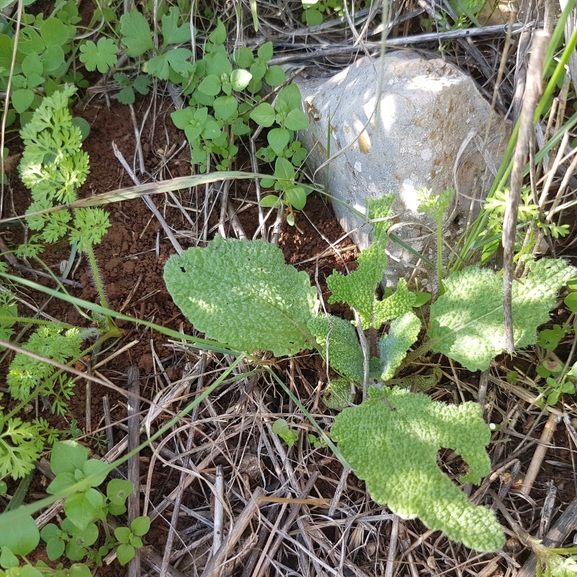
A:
[84,243,108,309]
[437,216,444,289]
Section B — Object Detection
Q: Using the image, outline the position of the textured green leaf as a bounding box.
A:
[374,279,416,325]
[308,314,364,382]
[323,378,355,410]
[429,259,575,371]
[331,387,504,552]
[328,242,386,329]
[327,196,394,329]
[378,311,421,380]
[164,237,318,356]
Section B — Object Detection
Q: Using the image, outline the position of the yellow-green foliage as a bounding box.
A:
[332,386,505,552]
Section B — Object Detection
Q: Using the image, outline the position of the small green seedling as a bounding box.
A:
[308,433,326,449]
[114,516,150,566]
[0,440,149,574]
[259,157,313,226]
[272,419,299,447]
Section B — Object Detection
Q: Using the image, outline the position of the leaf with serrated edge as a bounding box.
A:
[429,259,575,371]
[164,237,317,356]
[332,387,505,552]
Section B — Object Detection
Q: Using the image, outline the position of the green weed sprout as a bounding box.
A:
[0,440,149,575]
[117,10,309,215]
[18,85,117,325]
[164,193,575,552]
[272,419,299,447]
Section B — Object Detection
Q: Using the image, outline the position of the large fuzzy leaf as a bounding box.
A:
[331,387,504,552]
[428,259,575,371]
[164,237,318,356]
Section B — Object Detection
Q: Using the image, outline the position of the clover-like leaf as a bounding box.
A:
[429,259,576,371]
[79,38,118,73]
[164,237,318,356]
[331,387,505,552]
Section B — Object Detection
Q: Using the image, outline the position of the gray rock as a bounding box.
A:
[293,51,511,287]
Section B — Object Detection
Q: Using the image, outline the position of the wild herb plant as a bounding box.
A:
[0,2,82,122]
[164,193,576,552]
[480,185,569,264]
[0,440,149,575]
[115,9,310,216]
[18,85,112,314]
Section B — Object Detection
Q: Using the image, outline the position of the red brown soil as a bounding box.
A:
[2,87,576,577]
[1,94,360,574]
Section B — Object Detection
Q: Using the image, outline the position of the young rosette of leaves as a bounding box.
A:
[115,516,150,565]
[47,441,109,530]
[164,237,318,356]
[327,195,394,329]
[331,387,505,552]
[428,259,576,371]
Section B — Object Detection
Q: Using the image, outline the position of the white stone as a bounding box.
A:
[294,51,511,286]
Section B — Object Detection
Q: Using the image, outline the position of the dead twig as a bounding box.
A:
[503,30,549,353]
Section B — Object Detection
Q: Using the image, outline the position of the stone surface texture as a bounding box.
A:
[294,51,511,287]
